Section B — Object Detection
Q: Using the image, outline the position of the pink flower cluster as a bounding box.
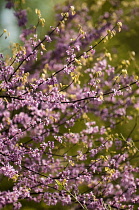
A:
[1,1,139,209]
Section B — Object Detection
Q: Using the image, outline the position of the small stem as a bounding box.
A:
[65,188,88,210]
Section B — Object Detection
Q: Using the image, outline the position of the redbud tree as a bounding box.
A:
[1,0,139,209]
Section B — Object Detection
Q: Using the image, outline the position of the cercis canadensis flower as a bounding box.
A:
[0,1,139,210]
[14,10,27,27]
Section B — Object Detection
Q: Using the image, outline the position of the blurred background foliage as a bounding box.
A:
[0,0,139,209]
[0,0,65,53]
